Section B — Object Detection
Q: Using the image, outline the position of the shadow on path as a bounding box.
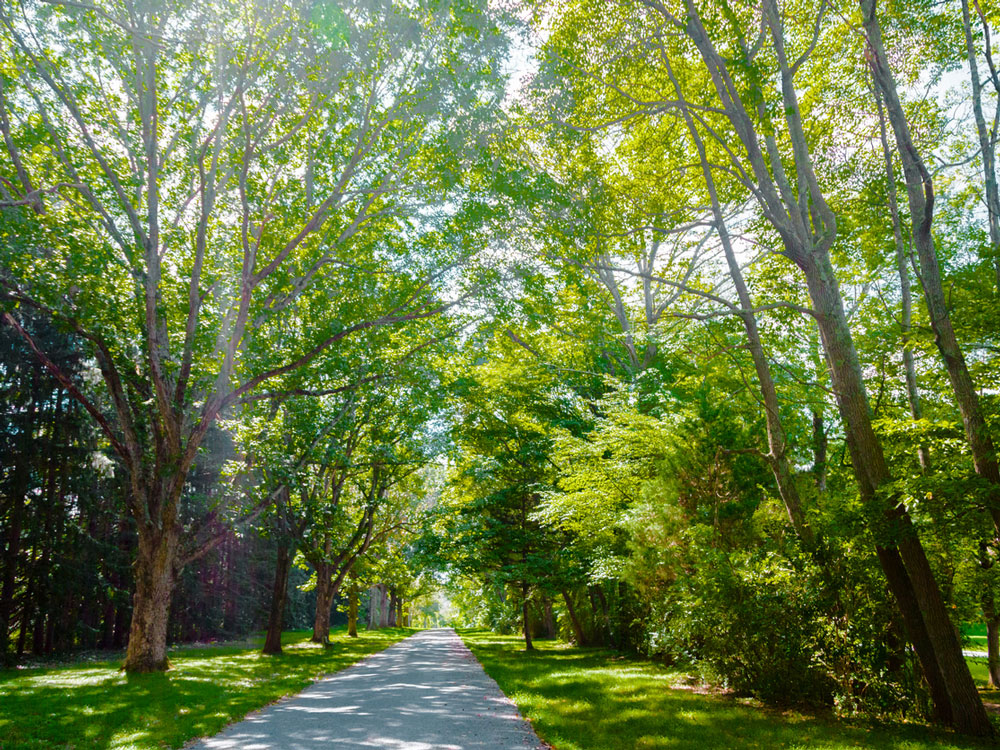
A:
[187,628,544,750]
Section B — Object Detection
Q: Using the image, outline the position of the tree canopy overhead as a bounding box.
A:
[2,0,1000,740]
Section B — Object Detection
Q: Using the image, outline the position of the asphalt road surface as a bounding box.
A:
[187,628,546,750]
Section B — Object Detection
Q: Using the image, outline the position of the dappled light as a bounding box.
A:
[192,629,543,750]
[462,632,990,750]
[3,0,1000,744]
[0,629,412,749]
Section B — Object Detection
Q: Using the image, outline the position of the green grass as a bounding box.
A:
[459,630,998,750]
[962,624,988,651]
[0,626,415,750]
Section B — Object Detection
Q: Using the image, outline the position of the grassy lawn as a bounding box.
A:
[459,630,998,750]
[0,627,415,750]
[962,624,988,652]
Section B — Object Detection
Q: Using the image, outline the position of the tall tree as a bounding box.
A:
[0,0,508,670]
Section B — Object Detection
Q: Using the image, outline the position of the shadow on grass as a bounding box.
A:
[459,630,997,750]
[0,627,415,750]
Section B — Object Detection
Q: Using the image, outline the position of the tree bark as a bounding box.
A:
[311,563,334,644]
[367,586,378,629]
[379,584,390,628]
[123,526,178,672]
[541,596,556,639]
[988,617,1000,689]
[800,249,981,728]
[263,545,291,655]
[388,587,398,627]
[860,6,999,728]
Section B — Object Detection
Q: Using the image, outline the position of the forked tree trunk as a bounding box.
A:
[263,545,291,655]
[123,526,178,672]
[677,0,989,724]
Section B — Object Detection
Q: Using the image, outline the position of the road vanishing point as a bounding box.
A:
[187,628,546,750]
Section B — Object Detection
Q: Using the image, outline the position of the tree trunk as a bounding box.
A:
[522,584,534,651]
[960,0,1000,292]
[311,564,334,644]
[541,597,556,639]
[982,566,1000,689]
[800,248,986,730]
[874,78,930,471]
[561,589,586,645]
[0,470,26,664]
[378,584,389,628]
[15,544,36,658]
[863,0,1000,546]
[988,617,1000,689]
[665,55,812,544]
[263,545,291,655]
[594,586,615,647]
[388,587,398,627]
[860,8,997,732]
[367,586,377,629]
[123,527,178,672]
[348,588,358,638]
[100,595,116,650]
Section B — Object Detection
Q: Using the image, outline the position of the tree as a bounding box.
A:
[520,0,992,733]
[0,0,508,671]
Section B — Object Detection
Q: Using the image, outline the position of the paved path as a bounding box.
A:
[188,628,545,750]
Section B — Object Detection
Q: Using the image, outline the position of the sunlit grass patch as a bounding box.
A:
[0,626,415,749]
[459,630,997,750]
